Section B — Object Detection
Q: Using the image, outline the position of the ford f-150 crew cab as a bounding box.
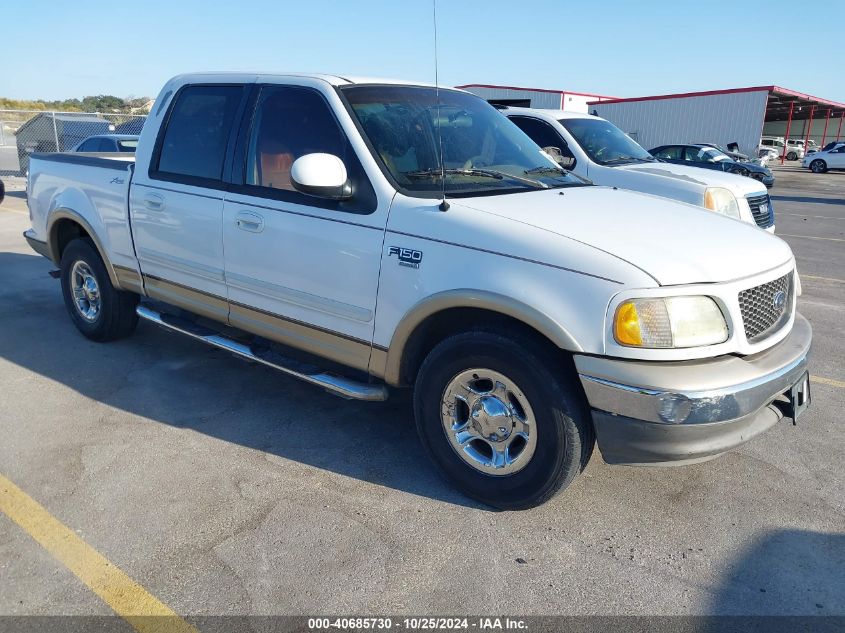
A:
[505,108,777,231]
[24,73,812,509]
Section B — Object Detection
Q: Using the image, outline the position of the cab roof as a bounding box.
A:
[168,71,440,88]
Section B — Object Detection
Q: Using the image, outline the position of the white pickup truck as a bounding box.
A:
[24,73,812,509]
[505,108,776,231]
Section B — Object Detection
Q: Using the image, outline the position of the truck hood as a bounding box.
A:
[457,186,793,286]
[617,161,767,196]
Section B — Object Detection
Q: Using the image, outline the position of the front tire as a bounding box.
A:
[810,159,827,173]
[413,330,594,510]
[787,151,798,161]
[60,238,139,341]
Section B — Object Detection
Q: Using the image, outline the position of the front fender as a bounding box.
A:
[375,289,583,386]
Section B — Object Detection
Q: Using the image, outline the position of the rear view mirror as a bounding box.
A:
[291,153,352,200]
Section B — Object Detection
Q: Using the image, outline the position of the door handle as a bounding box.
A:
[235,211,264,233]
[142,194,165,211]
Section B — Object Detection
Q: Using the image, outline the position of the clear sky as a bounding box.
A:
[4,0,843,102]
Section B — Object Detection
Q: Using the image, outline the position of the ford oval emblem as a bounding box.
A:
[773,290,786,311]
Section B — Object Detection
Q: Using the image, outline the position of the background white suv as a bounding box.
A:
[803,141,845,172]
[506,108,775,231]
[761,137,805,161]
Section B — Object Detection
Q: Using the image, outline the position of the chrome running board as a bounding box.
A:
[136,305,389,401]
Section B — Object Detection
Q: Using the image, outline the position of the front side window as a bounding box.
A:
[508,116,577,169]
[245,86,346,191]
[558,117,655,166]
[684,147,725,163]
[155,85,243,181]
[341,85,585,197]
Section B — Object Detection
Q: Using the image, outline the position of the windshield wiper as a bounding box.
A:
[525,165,569,176]
[405,168,502,180]
[405,168,548,188]
[602,155,655,165]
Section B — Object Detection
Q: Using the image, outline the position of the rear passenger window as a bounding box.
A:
[154,85,243,182]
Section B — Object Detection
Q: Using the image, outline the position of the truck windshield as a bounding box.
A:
[558,118,655,166]
[340,85,586,197]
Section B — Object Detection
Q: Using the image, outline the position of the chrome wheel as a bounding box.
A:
[70,260,101,322]
[440,369,537,475]
[811,160,826,173]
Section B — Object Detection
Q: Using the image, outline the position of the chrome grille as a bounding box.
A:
[746,194,774,229]
[738,273,792,341]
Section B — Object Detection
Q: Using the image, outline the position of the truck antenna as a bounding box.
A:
[433,0,449,211]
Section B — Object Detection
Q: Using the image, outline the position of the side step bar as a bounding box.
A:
[136,305,389,401]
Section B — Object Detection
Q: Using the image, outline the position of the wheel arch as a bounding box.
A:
[375,289,583,387]
[46,209,121,288]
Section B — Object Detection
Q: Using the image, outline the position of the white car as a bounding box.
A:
[506,108,775,231]
[803,141,845,172]
[24,73,812,509]
[760,137,805,161]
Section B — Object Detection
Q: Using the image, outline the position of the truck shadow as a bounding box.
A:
[704,529,845,625]
[0,251,486,509]
[770,195,845,206]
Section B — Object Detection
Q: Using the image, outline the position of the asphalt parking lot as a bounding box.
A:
[0,168,843,622]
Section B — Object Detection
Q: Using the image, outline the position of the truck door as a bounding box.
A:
[129,84,247,321]
[221,82,388,373]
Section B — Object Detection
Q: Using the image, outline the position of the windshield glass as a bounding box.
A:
[340,85,586,196]
[558,117,654,165]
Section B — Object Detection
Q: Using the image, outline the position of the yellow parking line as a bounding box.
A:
[811,375,845,389]
[0,473,197,633]
[778,234,845,242]
[801,274,845,284]
[778,212,845,221]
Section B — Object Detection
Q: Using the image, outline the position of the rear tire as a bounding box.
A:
[810,159,827,174]
[413,330,594,510]
[60,238,139,341]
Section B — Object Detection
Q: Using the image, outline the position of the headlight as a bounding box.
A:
[613,296,728,348]
[703,187,740,219]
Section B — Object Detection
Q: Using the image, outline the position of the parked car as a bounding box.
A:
[15,112,112,174]
[760,137,804,161]
[819,140,845,152]
[505,108,776,230]
[24,73,812,509]
[73,134,139,153]
[692,142,755,164]
[649,144,775,188]
[802,141,845,173]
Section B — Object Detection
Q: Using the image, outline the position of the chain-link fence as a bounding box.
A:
[0,109,147,175]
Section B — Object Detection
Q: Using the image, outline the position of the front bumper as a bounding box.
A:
[575,313,812,465]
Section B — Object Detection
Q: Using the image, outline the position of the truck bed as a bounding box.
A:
[25,152,139,275]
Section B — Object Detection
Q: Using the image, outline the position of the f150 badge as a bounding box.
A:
[388,246,423,269]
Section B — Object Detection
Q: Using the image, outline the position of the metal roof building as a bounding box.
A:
[590,86,845,162]
[457,84,617,113]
